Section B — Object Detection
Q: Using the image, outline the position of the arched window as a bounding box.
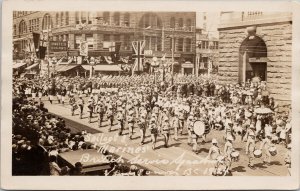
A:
[13,24,16,35]
[42,14,52,30]
[170,17,175,28]
[19,20,27,34]
[114,12,120,26]
[75,11,80,24]
[124,12,130,27]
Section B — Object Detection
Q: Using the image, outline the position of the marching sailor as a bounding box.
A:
[149,117,158,150]
[137,113,147,145]
[259,135,273,165]
[116,107,125,136]
[77,95,84,119]
[127,107,135,139]
[161,117,170,148]
[244,124,256,169]
[69,93,76,116]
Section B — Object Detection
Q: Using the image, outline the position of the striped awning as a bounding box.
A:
[55,65,79,72]
[13,62,27,69]
[25,63,40,70]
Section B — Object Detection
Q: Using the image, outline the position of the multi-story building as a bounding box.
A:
[195,28,219,75]
[218,12,292,104]
[13,11,196,74]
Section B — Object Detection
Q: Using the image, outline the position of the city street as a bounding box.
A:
[43,97,290,176]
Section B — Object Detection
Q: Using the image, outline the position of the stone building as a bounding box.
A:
[13,11,196,74]
[218,12,292,104]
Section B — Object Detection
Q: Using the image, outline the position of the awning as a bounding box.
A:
[13,62,27,69]
[55,65,79,72]
[25,63,40,70]
[84,64,123,72]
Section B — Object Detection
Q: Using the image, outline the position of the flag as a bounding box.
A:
[131,40,145,75]
[79,41,88,56]
[32,32,40,57]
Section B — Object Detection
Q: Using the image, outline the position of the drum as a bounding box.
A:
[268,146,277,156]
[230,151,240,162]
[193,120,210,136]
[253,149,262,158]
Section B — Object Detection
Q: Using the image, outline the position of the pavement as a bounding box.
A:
[43,96,290,176]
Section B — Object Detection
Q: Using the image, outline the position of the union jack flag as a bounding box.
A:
[131,40,145,75]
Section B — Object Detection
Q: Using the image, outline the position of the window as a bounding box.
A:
[215,41,218,49]
[86,34,93,49]
[103,34,110,41]
[81,12,87,24]
[75,12,80,24]
[42,14,52,30]
[103,12,110,25]
[56,12,59,26]
[13,24,16,35]
[124,13,130,26]
[145,36,151,50]
[186,19,192,31]
[88,12,92,24]
[156,37,162,51]
[114,12,120,26]
[185,38,191,52]
[29,19,39,32]
[178,18,183,29]
[123,35,131,50]
[19,20,27,34]
[29,20,32,32]
[205,41,209,49]
[114,35,120,42]
[170,17,175,28]
[75,34,82,49]
[65,12,69,25]
[177,38,184,51]
[169,37,174,51]
[60,12,64,26]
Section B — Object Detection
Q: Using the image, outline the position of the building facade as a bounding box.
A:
[218,12,292,104]
[13,11,196,74]
[196,28,219,75]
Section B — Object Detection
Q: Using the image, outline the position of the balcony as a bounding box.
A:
[219,12,292,29]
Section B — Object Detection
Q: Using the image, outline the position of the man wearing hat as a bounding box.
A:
[259,135,273,165]
[284,144,291,175]
[161,117,170,148]
[244,124,256,169]
[206,138,221,160]
[77,95,84,119]
[106,104,114,132]
[69,94,77,116]
[97,101,105,128]
[87,99,94,123]
[149,117,158,150]
[137,114,147,145]
[127,107,135,139]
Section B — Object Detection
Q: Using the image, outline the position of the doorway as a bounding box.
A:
[239,35,267,83]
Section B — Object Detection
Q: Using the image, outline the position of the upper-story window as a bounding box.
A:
[65,12,69,25]
[42,14,52,30]
[56,13,59,26]
[186,18,192,31]
[170,17,175,29]
[177,38,184,51]
[139,13,162,29]
[124,13,130,27]
[13,24,16,35]
[178,18,183,29]
[19,20,27,34]
[81,12,87,24]
[103,12,110,25]
[114,12,120,26]
[60,12,64,26]
[75,12,80,24]
[185,38,191,52]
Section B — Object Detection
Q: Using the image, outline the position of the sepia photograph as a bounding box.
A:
[1,0,300,190]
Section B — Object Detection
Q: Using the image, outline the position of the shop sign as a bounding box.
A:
[181,63,194,68]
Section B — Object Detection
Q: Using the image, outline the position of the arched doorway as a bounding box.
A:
[239,35,267,83]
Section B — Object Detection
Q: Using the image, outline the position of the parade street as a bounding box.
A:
[44,97,289,176]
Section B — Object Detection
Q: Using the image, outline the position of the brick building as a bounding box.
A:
[13,11,196,74]
[218,12,292,104]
